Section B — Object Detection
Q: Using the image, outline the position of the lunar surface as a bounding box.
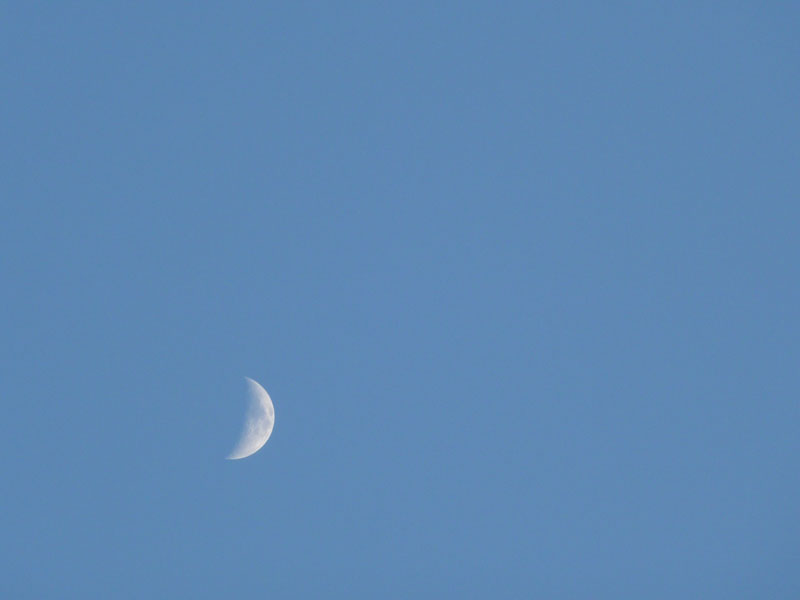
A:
[227,377,275,460]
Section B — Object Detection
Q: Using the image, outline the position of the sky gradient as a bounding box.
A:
[1,2,799,597]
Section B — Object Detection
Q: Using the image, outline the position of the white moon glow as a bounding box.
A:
[227,377,275,460]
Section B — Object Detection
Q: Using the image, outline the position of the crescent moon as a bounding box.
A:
[227,377,275,460]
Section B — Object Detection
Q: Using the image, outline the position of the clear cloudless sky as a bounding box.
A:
[1,2,798,598]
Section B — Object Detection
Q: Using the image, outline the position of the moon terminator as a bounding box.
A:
[227,377,275,460]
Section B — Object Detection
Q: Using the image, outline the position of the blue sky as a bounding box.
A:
[1,2,798,597]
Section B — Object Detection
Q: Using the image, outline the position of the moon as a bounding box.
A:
[227,377,275,460]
